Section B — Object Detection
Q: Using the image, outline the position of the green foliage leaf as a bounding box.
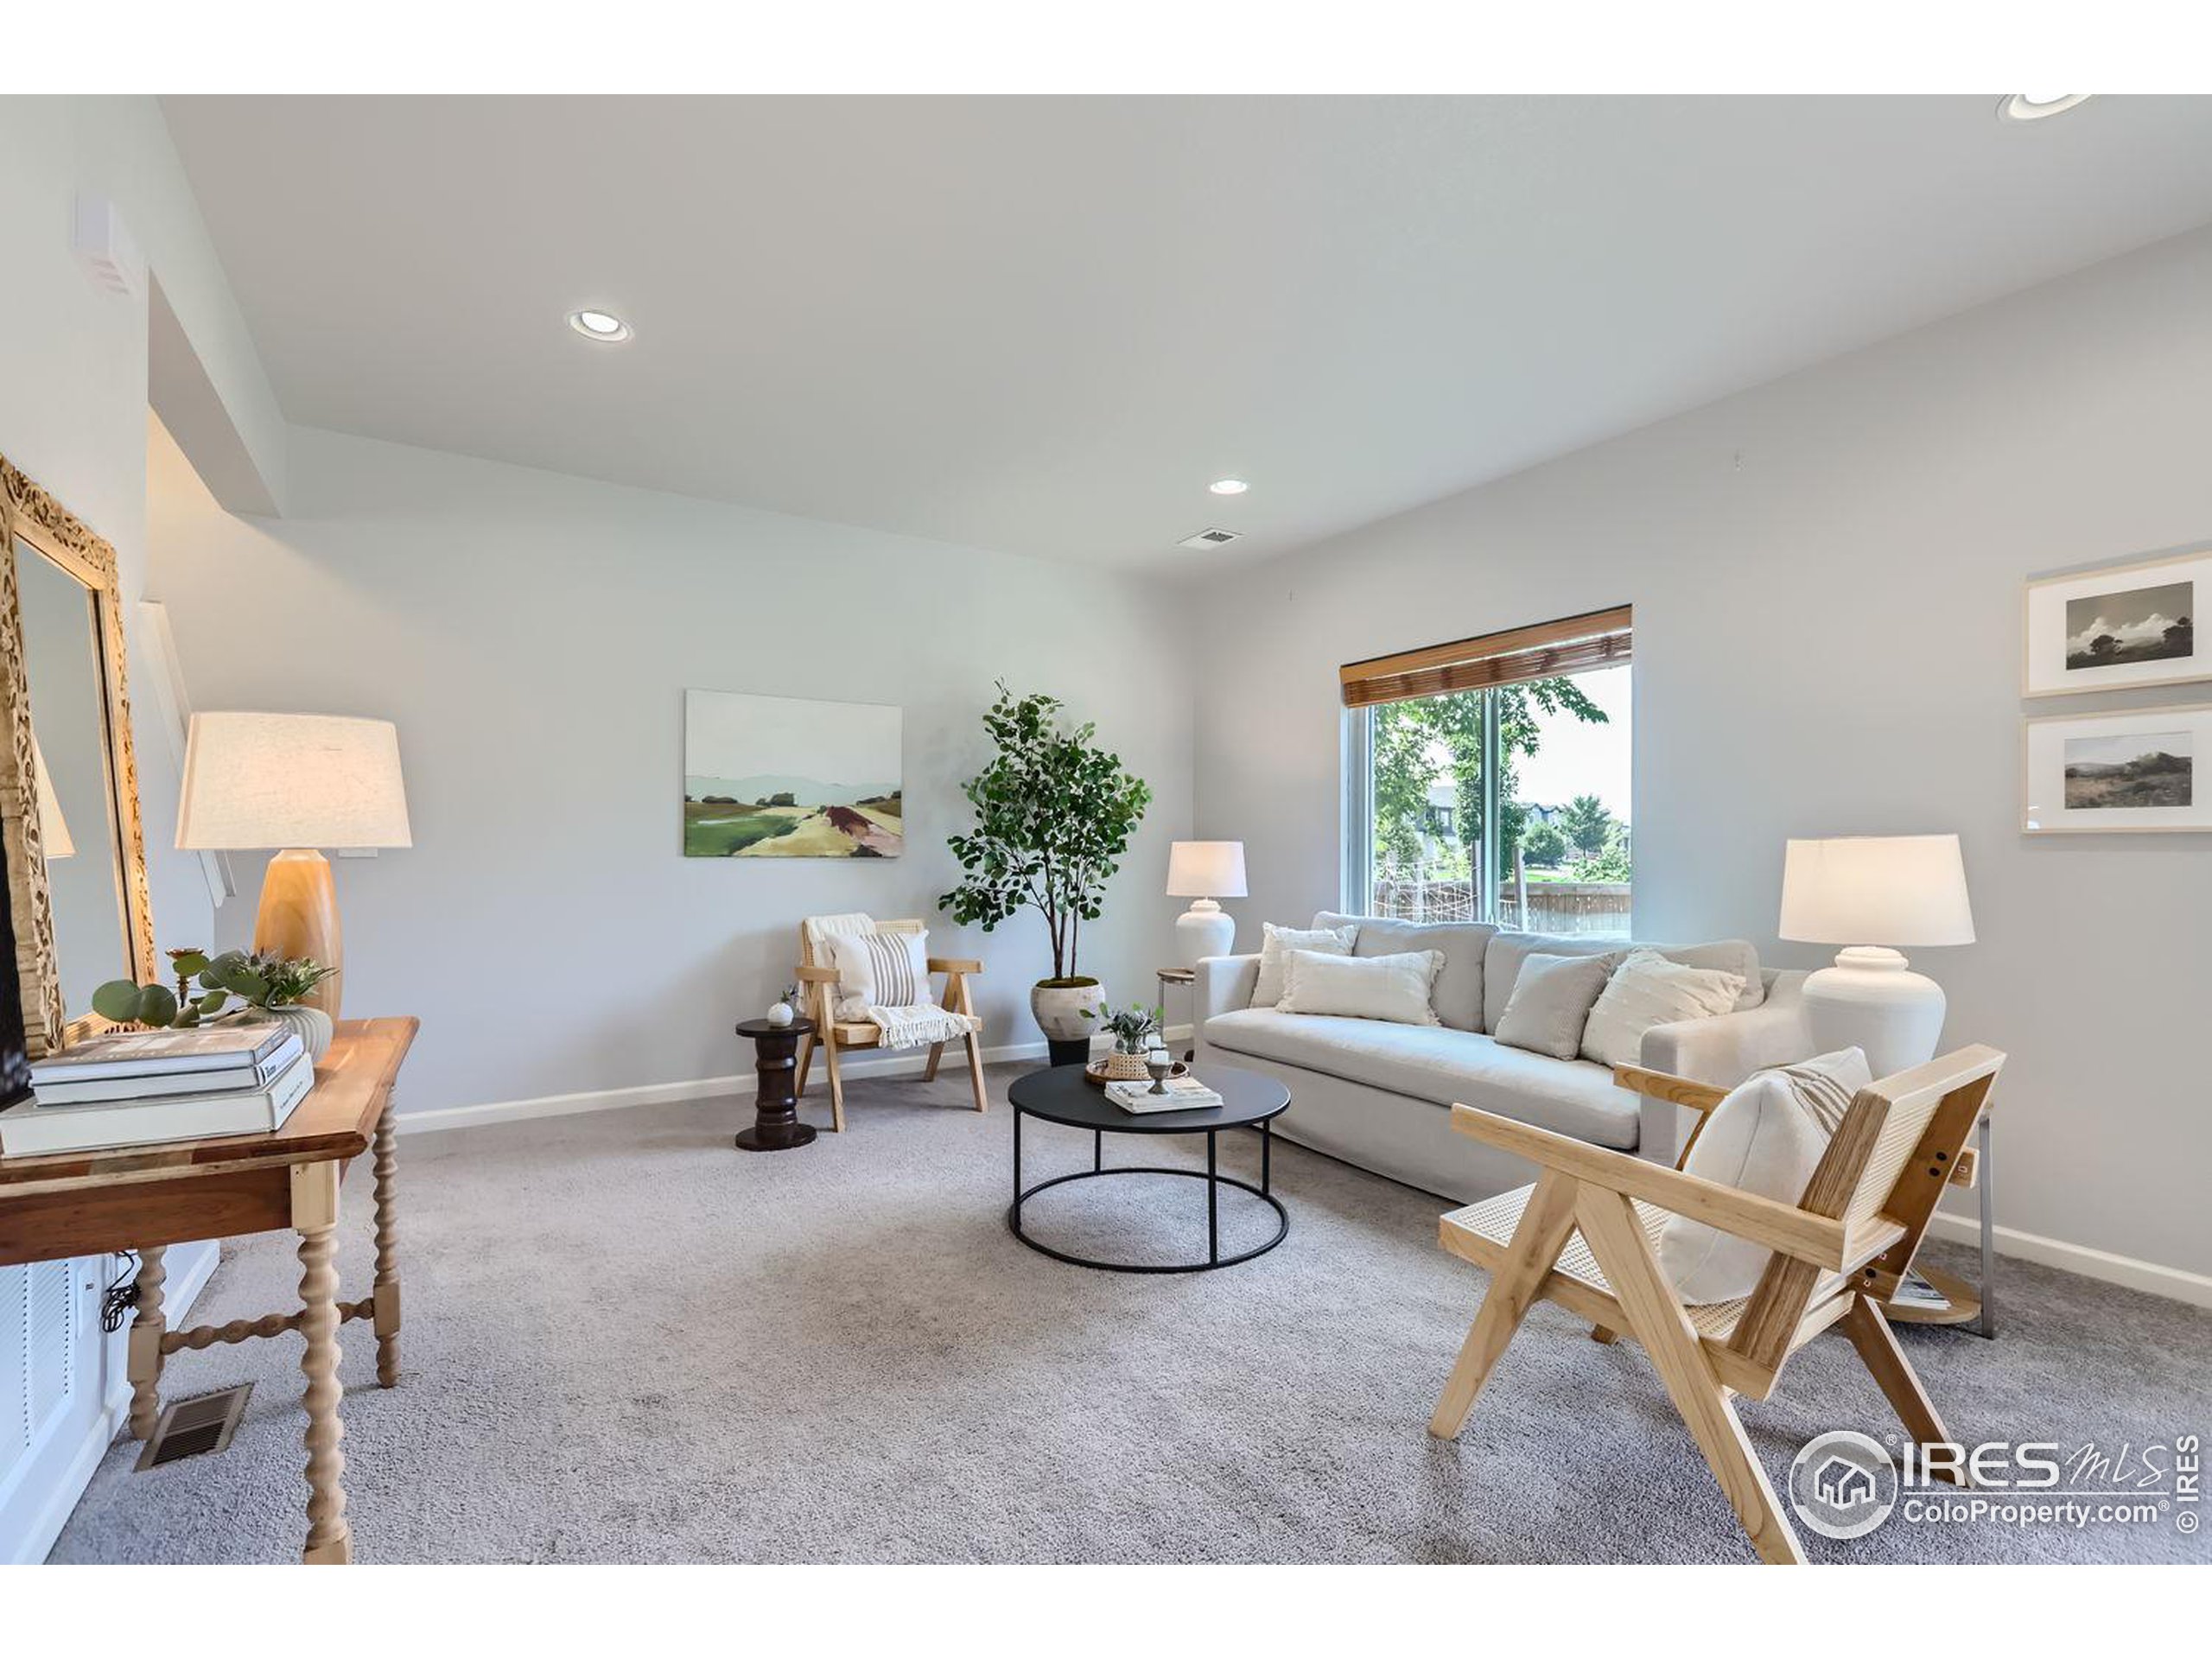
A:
[92,980,146,1023]
[134,985,180,1027]
[937,683,1151,980]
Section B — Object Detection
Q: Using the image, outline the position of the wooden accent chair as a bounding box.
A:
[1428,1045,2004,1564]
[792,918,987,1133]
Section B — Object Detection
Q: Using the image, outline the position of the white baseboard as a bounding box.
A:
[1926,1212,2212,1311]
[395,1027,1193,1138]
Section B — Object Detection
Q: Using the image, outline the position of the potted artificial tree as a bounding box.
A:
[939,685,1152,1065]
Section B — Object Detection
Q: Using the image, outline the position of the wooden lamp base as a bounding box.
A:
[255,849,343,1017]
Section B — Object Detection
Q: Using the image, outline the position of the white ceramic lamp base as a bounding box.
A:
[1800,946,1946,1077]
[1174,899,1236,967]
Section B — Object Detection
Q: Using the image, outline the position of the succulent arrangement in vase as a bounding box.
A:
[92,947,340,1061]
[939,683,1152,1065]
[1090,1001,1162,1080]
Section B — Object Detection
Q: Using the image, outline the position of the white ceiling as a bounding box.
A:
[163,95,2212,567]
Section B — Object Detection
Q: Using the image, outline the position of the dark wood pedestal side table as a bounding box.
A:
[735,1016,817,1151]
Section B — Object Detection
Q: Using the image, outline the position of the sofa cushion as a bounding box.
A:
[1484,931,1763,1031]
[1250,922,1357,1010]
[1580,948,1748,1070]
[1492,951,1615,1059]
[1202,1007,1639,1149]
[1278,948,1443,1025]
[1314,912,1496,1032]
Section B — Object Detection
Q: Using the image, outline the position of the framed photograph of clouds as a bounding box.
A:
[683,689,903,857]
[2023,703,2212,835]
[2023,548,2206,697]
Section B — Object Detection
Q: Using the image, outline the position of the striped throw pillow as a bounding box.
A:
[826,928,929,1012]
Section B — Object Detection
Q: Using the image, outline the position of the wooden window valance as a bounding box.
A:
[1338,605,1632,709]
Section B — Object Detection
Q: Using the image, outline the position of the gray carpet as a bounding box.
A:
[50,1064,2212,1564]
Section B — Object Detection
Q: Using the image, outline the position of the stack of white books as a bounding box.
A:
[1105,1075,1224,1115]
[1,1026,315,1158]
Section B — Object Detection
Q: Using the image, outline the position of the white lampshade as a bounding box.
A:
[1778,835,1974,947]
[176,712,412,850]
[29,734,73,860]
[1166,840,1247,898]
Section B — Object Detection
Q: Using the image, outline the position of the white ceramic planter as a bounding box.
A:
[1030,978,1101,1049]
[254,1003,335,1065]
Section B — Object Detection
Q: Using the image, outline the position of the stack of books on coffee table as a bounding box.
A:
[1105,1075,1224,1114]
[0,1026,315,1157]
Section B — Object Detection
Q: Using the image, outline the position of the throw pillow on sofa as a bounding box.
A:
[1658,1046,1872,1304]
[1250,922,1357,1009]
[1580,948,1748,1070]
[1491,951,1614,1059]
[1276,948,1442,1026]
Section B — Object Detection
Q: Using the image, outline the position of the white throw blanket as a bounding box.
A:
[866,1002,982,1052]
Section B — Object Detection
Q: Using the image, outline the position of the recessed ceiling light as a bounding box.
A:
[1208,478,1249,495]
[569,308,632,342]
[1999,93,2092,123]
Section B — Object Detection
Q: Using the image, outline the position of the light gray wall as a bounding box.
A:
[1192,225,2212,1280]
[148,423,1197,1116]
[0,94,269,953]
[0,92,279,1560]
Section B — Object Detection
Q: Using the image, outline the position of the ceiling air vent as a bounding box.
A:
[1177,527,1242,550]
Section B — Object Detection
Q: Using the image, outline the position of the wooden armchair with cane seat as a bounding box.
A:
[792,918,987,1132]
[1427,1044,2004,1564]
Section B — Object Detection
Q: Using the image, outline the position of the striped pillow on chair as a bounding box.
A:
[825,928,930,1014]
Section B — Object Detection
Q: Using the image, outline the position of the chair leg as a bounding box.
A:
[822,1036,848,1134]
[1429,1172,1579,1440]
[924,1042,944,1082]
[1842,1293,1965,1486]
[795,1034,814,1098]
[963,1031,988,1114]
[1575,1190,1806,1565]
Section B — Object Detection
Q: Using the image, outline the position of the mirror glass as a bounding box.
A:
[13,535,130,1019]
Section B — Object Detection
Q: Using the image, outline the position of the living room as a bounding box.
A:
[3,10,2208,1622]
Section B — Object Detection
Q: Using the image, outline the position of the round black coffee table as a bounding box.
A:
[1006,1063,1290,1273]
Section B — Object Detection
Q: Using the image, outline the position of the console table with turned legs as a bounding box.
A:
[0,1017,417,1564]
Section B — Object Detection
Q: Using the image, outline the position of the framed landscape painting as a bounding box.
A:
[2024,547,2207,697]
[683,690,903,857]
[2022,704,2212,835]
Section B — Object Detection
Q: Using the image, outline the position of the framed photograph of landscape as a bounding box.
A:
[2023,547,2207,697]
[2023,703,2212,835]
[683,689,903,857]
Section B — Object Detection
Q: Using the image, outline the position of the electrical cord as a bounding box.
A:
[100,1250,141,1332]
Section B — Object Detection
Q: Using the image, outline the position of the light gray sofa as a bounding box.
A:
[1192,912,1810,1203]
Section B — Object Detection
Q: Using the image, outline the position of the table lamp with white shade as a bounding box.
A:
[1166,840,1247,966]
[175,713,412,1018]
[1778,834,1974,1077]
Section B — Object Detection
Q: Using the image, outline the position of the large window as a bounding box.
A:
[1342,607,1632,937]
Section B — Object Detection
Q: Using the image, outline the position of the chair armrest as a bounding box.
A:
[1615,1065,1731,1169]
[1612,1065,1729,1113]
[1194,954,1261,1025]
[927,958,982,975]
[796,965,841,984]
[1447,1103,1847,1270]
[1638,970,1811,1087]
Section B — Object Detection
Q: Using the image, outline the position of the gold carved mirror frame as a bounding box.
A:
[0,454,158,1057]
